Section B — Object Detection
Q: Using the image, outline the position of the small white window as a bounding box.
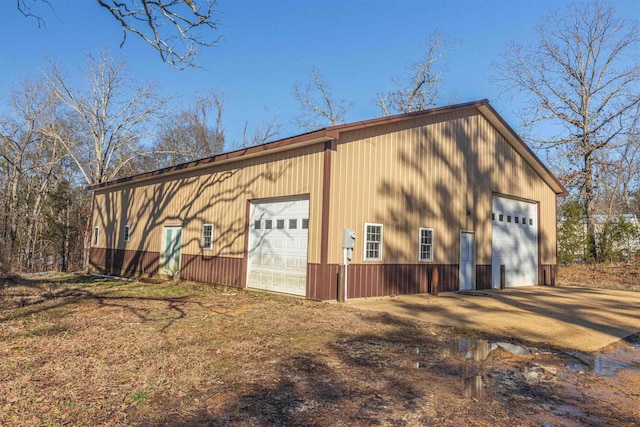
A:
[364,223,383,261]
[202,224,214,250]
[123,224,131,242]
[419,228,434,262]
[276,219,285,229]
[301,218,309,229]
[93,226,99,246]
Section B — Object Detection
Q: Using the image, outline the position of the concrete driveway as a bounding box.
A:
[346,286,640,352]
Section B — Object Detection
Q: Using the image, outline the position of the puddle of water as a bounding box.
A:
[592,356,630,376]
[458,338,530,361]
[567,343,640,377]
[566,340,640,377]
[423,338,529,400]
[626,337,640,348]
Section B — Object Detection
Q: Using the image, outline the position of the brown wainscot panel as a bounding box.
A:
[343,264,459,299]
[89,247,106,272]
[181,254,244,288]
[307,263,339,301]
[476,264,492,290]
[539,264,557,286]
[90,247,160,277]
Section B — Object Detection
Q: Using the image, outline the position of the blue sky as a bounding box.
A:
[1,0,639,150]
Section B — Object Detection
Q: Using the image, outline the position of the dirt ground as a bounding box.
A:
[1,273,639,426]
[557,262,640,292]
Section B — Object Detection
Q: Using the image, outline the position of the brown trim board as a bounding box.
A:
[478,103,567,196]
[241,199,251,288]
[320,140,334,265]
[537,200,541,285]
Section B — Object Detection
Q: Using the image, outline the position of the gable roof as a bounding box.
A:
[88,99,568,196]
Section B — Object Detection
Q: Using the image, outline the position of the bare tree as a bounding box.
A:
[0,78,56,267]
[495,0,640,261]
[293,67,349,131]
[595,131,640,216]
[153,90,225,168]
[240,109,281,148]
[377,30,455,116]
[17,0,220,68]
[21,120,67,271]
[44,49,167,186]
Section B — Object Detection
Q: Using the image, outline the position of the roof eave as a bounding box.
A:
[477,104,569,197]
[89,99,568,197]
[88,130,333,191]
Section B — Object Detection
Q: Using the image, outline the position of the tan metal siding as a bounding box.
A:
[327,109,558,266]
[92,144,325,263]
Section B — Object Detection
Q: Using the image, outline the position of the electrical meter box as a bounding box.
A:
[342,229,356,249]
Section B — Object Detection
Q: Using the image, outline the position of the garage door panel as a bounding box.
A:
[247,198,309,297]
[492,196,538,287]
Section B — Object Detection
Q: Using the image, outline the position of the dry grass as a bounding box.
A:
[557,262,640,291]
[1,273,639,426]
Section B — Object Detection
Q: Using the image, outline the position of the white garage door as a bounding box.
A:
[491,196,538,287]
[247,197,309,296]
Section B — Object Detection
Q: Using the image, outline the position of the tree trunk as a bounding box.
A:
[8,157,22,269]
[62,197,70,272]
[1,172,10,270]
[23,188,45,271]
[83,191,95,272]
[584,152,597,262]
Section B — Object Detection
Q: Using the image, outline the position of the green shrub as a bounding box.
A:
[558,200,586,265]
[597,216,640,263]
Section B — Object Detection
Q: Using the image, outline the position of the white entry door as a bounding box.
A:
[247,197,309,296]
[491,196,538,287]
[162,226,182,275]
[459,232,475,291]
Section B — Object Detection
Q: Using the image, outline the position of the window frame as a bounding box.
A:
[418,227,434,262]
[123,224,131,242]
[201,223,214,250]
[363,222,383,261]
[93,226,99,246]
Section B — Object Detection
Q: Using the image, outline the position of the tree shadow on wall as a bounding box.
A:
[374,110,548,294]
[94,158,293,279]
